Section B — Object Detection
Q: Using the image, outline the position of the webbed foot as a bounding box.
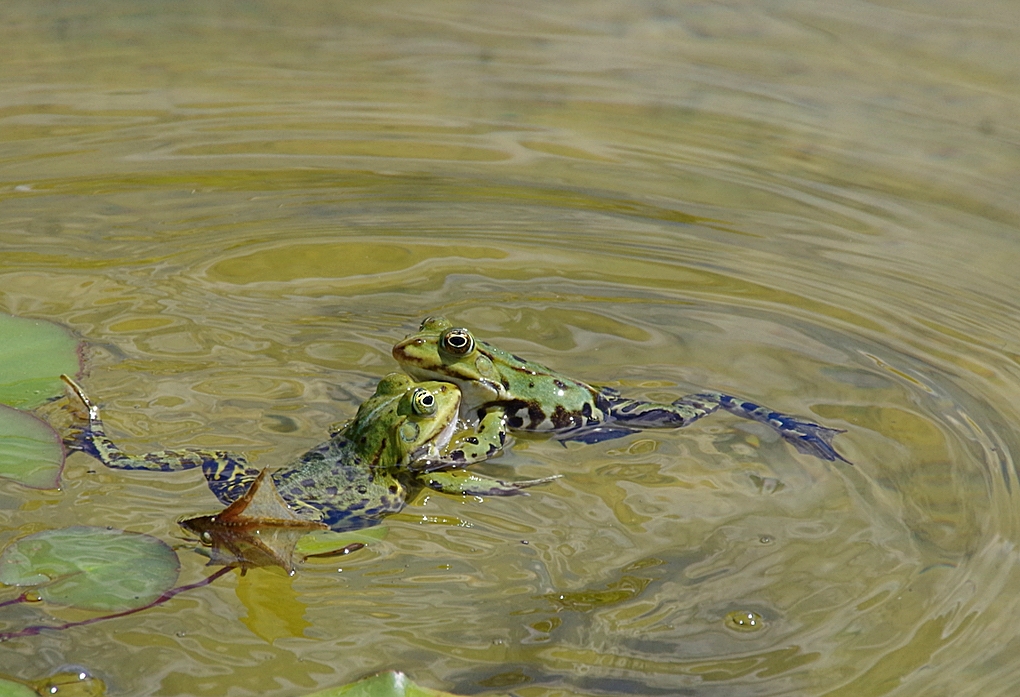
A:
[699,393,850,464]
[765,415,851,464]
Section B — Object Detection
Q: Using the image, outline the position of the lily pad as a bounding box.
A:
[306,671,498,697]
[0,526,180,611]
[0,404,64,489]
[0,677,37,697]
[0,313,82,409]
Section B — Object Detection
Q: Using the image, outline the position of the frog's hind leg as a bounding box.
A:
[602,392,723,430]
[601,384,850,463]
[201,458,262,505]
[690,391,851,464]
[61,374,247,475]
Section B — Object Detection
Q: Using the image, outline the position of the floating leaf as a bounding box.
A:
[0,314,82,409]
[179,469,327,574]
[0,676,37,697]
[305,671,498,697]
[0,526,180,612]
[0,403,64,489]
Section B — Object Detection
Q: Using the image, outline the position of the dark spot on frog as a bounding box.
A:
[527,402,546,429]
[301,478,316,488]
[325,486,338,496]
[553,379,567,390]
[389,484,399,494]
[370,437,388,467]
[465,436,479,445]
[357,485,368,494]
[551,405,580,430]
[502,399,541,429]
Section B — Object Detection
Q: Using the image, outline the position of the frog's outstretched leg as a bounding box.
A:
[61,375,259,498]
[589,385,849,463]
[556,389,720,446]
[690,392,850,464]
[420,469,561,497]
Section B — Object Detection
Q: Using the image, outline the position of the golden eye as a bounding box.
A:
[440,328,475,356]
[411,387,437,415]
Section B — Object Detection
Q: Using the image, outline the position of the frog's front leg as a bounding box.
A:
[413,409,510,472]
[419,469,560,497]
[61,375,255,488]
[447,409,510,462]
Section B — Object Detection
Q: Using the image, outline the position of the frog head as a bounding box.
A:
[343,372,461,469]
[391,316,506,409]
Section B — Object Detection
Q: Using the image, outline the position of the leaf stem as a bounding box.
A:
[0,566,235,641]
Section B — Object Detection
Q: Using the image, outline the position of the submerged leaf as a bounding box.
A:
[29,670,106,696]
[0,314,82,409]
[296,526,388,559]
[179,469,327,574]
[0,526,180,612]
[0,404,64,489]
[305,671,497,697]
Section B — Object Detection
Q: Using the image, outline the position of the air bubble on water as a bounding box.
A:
[724,610,764,632]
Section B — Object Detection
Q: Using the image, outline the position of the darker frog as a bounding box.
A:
[63,373,554,532]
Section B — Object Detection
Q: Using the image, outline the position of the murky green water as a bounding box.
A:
[2,1,1020,695]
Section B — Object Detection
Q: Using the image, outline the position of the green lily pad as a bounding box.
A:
[0,404,64,489]
[0,677,37,697]
[0,313,82,409]
[306,671,498,697]
[0,526,180,611]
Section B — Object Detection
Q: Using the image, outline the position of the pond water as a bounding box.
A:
[2,1,1020,695]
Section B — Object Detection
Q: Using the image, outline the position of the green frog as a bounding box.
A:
[392,316,849,464]
[63,373,555,532]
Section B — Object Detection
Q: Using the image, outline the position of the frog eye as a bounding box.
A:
[440,328,475,356]
[410,387,437,416]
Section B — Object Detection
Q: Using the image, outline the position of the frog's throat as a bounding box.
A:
[410,411,459,464]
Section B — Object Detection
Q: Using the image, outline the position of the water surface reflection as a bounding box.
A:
[1,1,1019,696]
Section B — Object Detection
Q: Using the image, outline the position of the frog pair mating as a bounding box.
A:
[68,316,849,532]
